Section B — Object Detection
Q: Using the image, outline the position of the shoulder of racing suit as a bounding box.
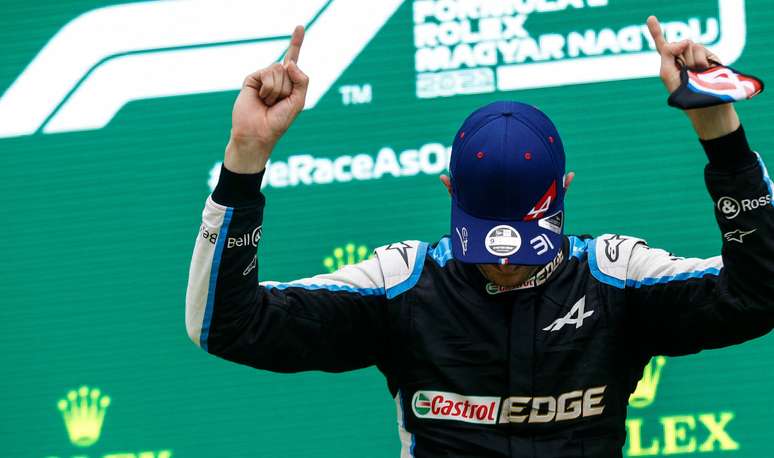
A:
[370,234,721,297]
[585,233,646,289]
[374,240,429,299]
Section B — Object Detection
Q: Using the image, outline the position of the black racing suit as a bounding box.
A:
[185,126,774,457]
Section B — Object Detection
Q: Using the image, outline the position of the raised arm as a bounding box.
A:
[185,27,391,373]
[623,18,774,356]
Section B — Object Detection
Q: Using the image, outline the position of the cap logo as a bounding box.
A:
[538,210,564,235]
[485,225,522,257]
[523,180,557,221]
[455,227,469,255]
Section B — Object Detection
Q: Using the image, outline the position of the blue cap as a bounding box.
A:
[450,101,565,265]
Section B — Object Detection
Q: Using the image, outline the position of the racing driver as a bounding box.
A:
[185,17,774,457]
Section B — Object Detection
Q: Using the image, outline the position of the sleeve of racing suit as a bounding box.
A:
[185,165,390,373]
[626,126,774,357]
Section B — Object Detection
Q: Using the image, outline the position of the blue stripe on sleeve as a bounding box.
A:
[755,152,774,202]
[200,207,234,352]
[625,267,721,288]
[588,236,721,289]
[263,282,385,296]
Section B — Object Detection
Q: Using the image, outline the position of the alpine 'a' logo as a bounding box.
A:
[543,296,593,332]
[0,0,403,138]
[524,181,557,221]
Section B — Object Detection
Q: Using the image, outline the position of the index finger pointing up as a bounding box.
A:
[284,25,305,65]
[646,15,667,54]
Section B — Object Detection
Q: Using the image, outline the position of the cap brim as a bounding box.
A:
[450,197,563,265]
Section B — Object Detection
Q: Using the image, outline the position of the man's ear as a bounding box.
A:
[564,171,575,193]
[440,174,452,196]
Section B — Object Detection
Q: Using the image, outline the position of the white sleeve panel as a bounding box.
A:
[186,196,230,347]
[588,233,723,289]
[626,245,723,288]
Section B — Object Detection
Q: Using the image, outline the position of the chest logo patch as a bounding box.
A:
[410,387,607,425]
[412,391,500,424]
[543,296,593,332]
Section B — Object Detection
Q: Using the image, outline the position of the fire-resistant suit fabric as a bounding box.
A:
[185,126,774,457]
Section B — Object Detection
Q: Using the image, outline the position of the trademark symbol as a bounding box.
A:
[339,84,372,105]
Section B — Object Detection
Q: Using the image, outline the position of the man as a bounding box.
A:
[186,17,773,457]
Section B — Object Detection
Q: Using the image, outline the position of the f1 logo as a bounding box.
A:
[0,0,403,138]
[530,234,554,256]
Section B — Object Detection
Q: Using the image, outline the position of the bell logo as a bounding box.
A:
[628,356,666,409]
[323,243,372,272]
[57,386,111,447]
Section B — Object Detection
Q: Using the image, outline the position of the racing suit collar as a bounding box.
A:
[460,236,569,295]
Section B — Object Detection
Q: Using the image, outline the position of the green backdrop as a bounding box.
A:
[1,1,772,457]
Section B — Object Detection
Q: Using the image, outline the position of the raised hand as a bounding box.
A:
[646,16,739,139]
[225,26,309,173]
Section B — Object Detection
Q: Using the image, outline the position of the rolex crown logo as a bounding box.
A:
[629,356,666,409]
[57,386,111,447]
[323,243,372,272]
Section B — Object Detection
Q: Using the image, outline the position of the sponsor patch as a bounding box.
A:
[603,234,626,263]
[242,255,257,276]
[503,386,606,424]
[724,228,756,243]
[455,226,469,255]
[412,391,501,425]
[411,385,606,425]
[717,194,771,220]
[485,225,522,256]
[717,196,741,219]
[227,226,263,249]
[530,234,555,256]
[385,242,413,268]
[543,296,593,331]
[538,210,563,234]
[199,224,218,244]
